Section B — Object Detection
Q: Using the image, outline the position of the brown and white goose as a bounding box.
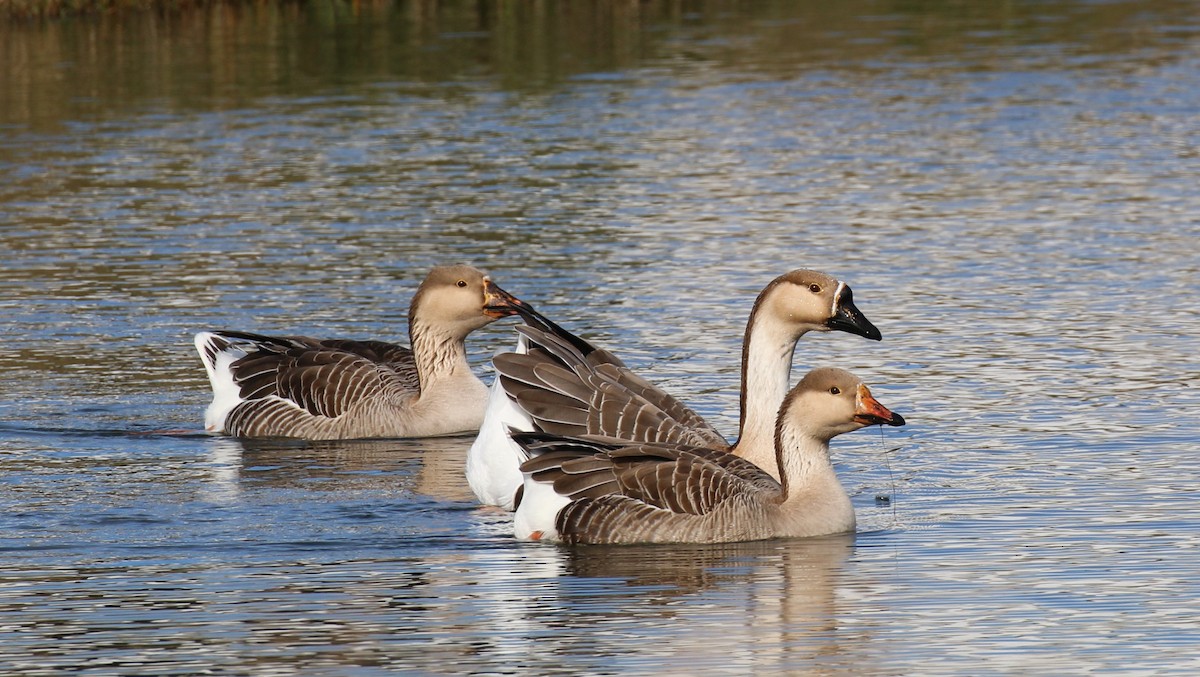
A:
[512,367,905,544]
[466,270,880,509]
[194,264,527,440]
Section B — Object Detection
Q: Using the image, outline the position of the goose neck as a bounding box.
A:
[736,314,807,469]
[774,426,836,500]
[409,320,470,392]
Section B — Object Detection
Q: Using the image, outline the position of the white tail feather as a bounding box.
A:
[194,332,247,433]
[466,335,535,510]
[513,474,570,541]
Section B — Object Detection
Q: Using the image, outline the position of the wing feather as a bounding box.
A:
[514,433,777,521]
[497,326,729,449]
[214,331,418,420]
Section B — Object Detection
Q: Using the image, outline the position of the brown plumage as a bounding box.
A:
[493,270,881,480]
[511,367,905,545]
[498,330,729,448]
[194,264,528,439]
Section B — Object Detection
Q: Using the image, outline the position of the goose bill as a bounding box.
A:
[825,285,882,341]
[854,384,905,427]
[483,279,528,318]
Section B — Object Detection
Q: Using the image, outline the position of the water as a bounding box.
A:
[2,1,1200,673]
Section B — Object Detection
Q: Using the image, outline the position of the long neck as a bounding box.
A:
[774,425,835,499]
[735,312,805,477]
[409,318,470,393]
[773,424,854,536]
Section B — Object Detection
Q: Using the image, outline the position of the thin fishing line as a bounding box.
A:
[878,425,898,523]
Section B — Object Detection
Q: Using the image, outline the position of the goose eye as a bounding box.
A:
[809,283,822,294]
[829,386,841,395]
[456,280,468,288]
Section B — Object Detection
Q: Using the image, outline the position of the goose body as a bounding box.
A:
[194,265,526,440]
[512,368,905,545]
[466,307,629,509]
[466,270,881,509]
[466,332,536,508]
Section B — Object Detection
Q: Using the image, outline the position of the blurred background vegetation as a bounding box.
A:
[2,0,267,19]
[4,0,1182,122]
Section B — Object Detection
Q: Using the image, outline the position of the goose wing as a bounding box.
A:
[516,432,779,544]
[497,325,729,449]
[517,433,775,515]
[215,331,419,419]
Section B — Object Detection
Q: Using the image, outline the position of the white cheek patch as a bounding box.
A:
[832,280,846,315]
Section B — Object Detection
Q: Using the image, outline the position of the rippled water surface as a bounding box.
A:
[3,1,1200,674]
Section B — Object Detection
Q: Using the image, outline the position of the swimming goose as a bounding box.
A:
[194,264,527,440]
[465,270,880,509]
[512,367,905,544]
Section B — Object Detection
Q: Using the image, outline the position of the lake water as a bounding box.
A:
[2,1,1199,674]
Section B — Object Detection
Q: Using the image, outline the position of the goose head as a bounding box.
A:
[409,264,527,338]
[757,270,881,341]
[783,367,905,443]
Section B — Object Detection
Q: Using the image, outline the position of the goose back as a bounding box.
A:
[195,264,524,439]
[497,325,729,448]
[196,331,443,439]
[514,433,782,544]
[467,268,879,508]
[511,368,904,545]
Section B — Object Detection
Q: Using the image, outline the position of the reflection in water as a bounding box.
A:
[372,535,867,674]
[558,536,863,672]
[3,0,1195,130]
[0,538,870,672]
[200,436,243,505]
[201,434,478,503]
[2,0,1199,673]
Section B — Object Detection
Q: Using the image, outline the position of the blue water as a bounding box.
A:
[2,1,1199,673]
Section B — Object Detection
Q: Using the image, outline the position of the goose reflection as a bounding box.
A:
[468,535,873,672]
[196,434,878,672]
[566,535,850,594]
[199,435,476,503]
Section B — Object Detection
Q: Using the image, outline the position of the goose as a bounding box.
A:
[194,264,528,440]
[465,269,880,509]
[511,367,905,544]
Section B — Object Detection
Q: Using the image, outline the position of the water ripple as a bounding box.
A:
[2,2,1200,674]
